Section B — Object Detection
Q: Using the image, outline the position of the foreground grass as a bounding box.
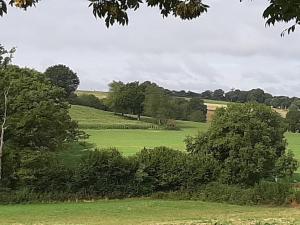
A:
[0,199,299,225]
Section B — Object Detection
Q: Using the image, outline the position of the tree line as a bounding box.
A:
[106,81,208,126]
[168,88,300,111]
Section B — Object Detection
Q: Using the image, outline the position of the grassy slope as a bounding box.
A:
[76,90,108,99]
[0,199,299,225]
[70,105,152,127]
[70,105,298,157]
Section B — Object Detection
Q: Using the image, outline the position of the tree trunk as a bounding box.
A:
[0,89,8,180]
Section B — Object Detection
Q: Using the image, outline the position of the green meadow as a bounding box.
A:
[0,199,299,225]
[1,105,299,225]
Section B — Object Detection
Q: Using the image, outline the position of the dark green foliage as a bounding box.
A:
[0,44,15,69]
[44,65,80,99]
[107,81,145,119]
[286,110,300,133]
[186,103,298,186]
[136,147,188,192]
[74,149,138,197]
[0,66,80,150]
[71,94,108,111]
[0,147,298,205]
[154,181,295,206]
[136,147,219,192]
[212,89,225,100]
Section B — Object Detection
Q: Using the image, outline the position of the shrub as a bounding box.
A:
[135,147,188,193]
[152,181,294,205]
[135,147,218,192]
[186,103,298,186]
[71,94,108,111]
[73,148,138,197]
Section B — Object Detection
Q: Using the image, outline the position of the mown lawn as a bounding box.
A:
[0,199,299,225]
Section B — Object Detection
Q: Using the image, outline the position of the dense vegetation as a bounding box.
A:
[107,81,207,126]
[168,88,300,111]
[1,102,299,205]
[0,46,299,209]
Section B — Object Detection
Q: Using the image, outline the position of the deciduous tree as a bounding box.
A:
[44,65,80,99]
[186,103,298,186]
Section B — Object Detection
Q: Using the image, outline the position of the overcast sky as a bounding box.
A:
[1,0,300,96]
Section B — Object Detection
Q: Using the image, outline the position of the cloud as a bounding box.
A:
[1,0,300,96]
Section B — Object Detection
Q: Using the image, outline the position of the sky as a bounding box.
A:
[1,0,300,97]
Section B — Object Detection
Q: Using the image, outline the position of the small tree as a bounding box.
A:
[186,103,298,186]
[44,65,80,99]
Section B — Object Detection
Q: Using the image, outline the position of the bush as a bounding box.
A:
[186,103,298,186]
[188,110,207,122]
[0,147,297,206]
[135,147,218,192]
[152,181,294,205]
[73,148,138,197]
[71,94,108,111]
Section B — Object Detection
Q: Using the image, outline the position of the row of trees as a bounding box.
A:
[107,81,208,125]
[169,88,300,110]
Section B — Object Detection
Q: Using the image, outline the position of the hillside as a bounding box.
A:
[76,90,288,120]
[69,105,155,129]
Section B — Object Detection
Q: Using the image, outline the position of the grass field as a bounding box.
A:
[0,199,299,225]
[69,106,298,157]
[76,90,108,99]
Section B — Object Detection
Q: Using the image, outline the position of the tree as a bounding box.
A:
[187,97,207,122]
[144,85,171,125]
[107,81,145,119]
[247,88,266,104]
[0,44,15,70]
[200,90,213,99]
[71,94,108,111]
[0,66,80,150]
[212,89,225,101]
[44,65,80,99]
[186,103,298,186]
[286,109,300,133]
[0,1,299,34]
[0,87,8,180]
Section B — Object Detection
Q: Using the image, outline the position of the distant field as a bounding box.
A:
[69,105,298,158]
[86,126,207,155]
[0,199,299,225]
[76,90,108,99]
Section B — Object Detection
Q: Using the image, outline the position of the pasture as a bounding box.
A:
[76,90,108,99]
[0,199,299,225]
[69,105,299,159]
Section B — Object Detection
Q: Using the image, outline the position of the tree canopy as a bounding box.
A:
[0,66,80,150]
[0,0,299,34]
[44,65,80,99]
[186,103,298,185]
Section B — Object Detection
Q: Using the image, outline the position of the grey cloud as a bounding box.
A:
[1,0,300,96]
